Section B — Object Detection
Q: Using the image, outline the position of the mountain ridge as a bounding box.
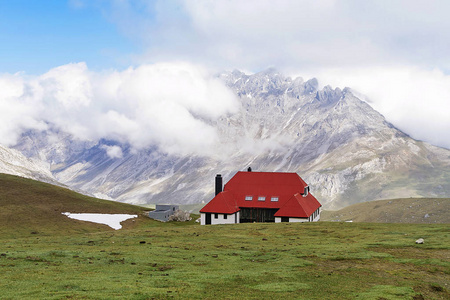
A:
[5,69,450,209]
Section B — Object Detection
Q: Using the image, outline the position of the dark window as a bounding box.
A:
[214,213,218,219]
[239,208,277,223]
[224,214,227,220]
[281,217,289,222]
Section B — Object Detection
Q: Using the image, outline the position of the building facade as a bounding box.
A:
[200,171,321,225]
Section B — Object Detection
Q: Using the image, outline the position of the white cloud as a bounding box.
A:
[0,62,239,156]
[108,0,450,73]
[0,74,47,145]
[101,145,123,159]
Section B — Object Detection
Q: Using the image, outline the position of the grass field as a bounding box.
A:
[0,174,449,299]
[1,222,449,299]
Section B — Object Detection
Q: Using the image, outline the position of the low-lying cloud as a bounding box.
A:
[0,62,239,156]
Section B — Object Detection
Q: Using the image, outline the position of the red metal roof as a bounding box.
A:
[200,171,321,217]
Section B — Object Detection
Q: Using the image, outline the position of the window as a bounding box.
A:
[245,196,253,201]
[224,214,227,220]
[214,213,218,219]
[258,196,266,201]
[271,197,279,202]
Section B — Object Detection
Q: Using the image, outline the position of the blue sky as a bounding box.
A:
[0,0,135,74]
[1,0,450,152]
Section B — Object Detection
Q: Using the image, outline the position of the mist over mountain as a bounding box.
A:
[6,69,450,209]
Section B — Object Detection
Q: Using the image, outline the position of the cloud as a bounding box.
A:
[99,0,450,73]
[0,62,239,156]
[0,73,47,145]
[101,145,123,159]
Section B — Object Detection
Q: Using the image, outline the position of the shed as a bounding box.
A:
[148,205,179,222]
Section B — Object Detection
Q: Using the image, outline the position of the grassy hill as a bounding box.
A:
[0,173,157,237]
[321,198,450,223]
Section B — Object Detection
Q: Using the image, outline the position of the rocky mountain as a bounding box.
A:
[0,144,57,184]
[9,69,450,209]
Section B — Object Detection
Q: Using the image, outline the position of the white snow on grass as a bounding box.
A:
[62,212,138,230]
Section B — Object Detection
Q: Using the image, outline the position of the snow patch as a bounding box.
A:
[62,212,138,230]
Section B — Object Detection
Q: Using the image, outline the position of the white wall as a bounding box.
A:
[200,212,239,225]
[291,217,311,223]
[275,217,308,223]
[274,208,321,223]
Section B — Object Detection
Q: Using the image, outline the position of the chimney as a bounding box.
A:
[215,174,223,196]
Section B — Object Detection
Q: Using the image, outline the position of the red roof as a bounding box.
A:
[200,171,321,218]
[200,191,238,214]
[274,193,321,218]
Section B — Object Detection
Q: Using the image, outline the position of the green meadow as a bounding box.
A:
[0,174,449,299]
[1,222,449,299]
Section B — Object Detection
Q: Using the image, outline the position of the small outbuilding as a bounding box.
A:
[148,205,179,222]
[200,170,321,225]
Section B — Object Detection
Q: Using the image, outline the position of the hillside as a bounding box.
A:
[0,173,152,238]
[321,198,450,223]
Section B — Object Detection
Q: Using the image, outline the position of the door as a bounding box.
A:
[205,213,211,225]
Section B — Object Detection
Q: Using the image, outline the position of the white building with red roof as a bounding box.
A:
[200,170,321,225]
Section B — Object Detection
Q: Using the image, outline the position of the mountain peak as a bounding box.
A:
[315,85,343,105]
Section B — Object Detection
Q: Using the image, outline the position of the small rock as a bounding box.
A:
[139,241,146,244]
[424,214,429,218]
[415,238,424,244]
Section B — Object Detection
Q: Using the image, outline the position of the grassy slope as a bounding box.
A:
[0,173,158,237]
[321,198,450,223]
